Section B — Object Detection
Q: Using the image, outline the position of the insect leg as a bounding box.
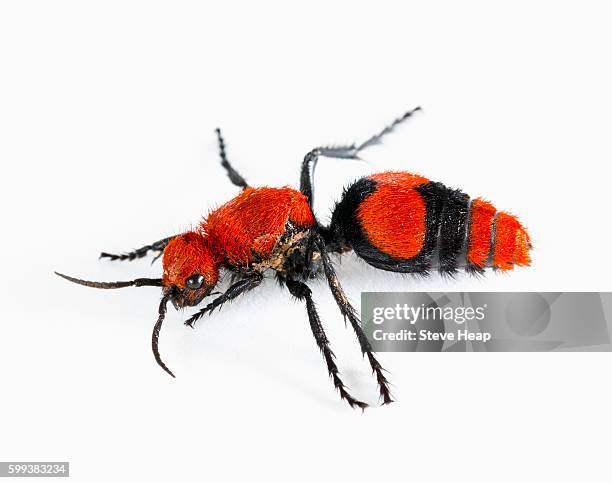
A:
[285,279,367,410]
[215,128,249,189]
[314,236,393,405]
[100,236,175,263]
[184,271,263,327]
[300,107,422,208]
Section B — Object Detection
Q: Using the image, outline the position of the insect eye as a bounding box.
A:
[185,274,205,290]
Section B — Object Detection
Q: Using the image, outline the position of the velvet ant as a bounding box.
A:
[56,108,531,409]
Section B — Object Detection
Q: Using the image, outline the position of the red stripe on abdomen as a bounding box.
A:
[357,172,429,259]
[492,212,531,270]
[466,198,496,268]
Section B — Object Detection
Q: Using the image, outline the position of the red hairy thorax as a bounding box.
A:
[162,231,221,288]
[202,186,315,265]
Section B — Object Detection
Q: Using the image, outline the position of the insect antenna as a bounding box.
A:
[55,272,163,288]
[152,291,175,378]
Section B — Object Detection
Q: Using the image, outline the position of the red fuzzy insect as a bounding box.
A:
[56,108,531,409]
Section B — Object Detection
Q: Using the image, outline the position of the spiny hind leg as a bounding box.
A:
[285,278,368,410]
[314,236,393,405]
[300,106,422,208]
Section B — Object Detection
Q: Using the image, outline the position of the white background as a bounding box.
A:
[1,1,611,482]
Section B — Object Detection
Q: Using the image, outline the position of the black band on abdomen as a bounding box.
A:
[437,188,470,274]
[411,182,447,272]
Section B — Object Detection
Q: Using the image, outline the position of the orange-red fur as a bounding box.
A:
[162,231,220,288]
[204,186,315,265]
[163,187,314,287]
[467,198,496,268]
[358,172,429,259]
[492,212,531,271]
[467,199,531,271]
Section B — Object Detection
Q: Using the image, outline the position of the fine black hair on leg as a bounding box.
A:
[314,236,394,405]
[100,236,175,263]
[300,107,422,209]
[216,127,248,189]
[300,150,319,208]
[184,271,263,327]
[285,278,368,410]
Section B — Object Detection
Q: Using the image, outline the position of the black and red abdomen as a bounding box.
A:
[330,171,531,274]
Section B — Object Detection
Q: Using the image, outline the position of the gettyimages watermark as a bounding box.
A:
[361,293,612,351]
